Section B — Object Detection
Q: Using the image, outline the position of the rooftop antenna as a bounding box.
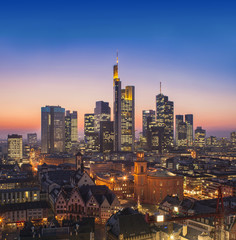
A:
[116,50,118,64]
[160,82,162,94]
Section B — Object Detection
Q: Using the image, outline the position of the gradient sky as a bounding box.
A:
[0,0,236,139]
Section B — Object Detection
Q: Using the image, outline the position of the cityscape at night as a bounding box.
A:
[0,1,236,239]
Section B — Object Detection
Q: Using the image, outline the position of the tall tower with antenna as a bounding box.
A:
[113,51,121,152]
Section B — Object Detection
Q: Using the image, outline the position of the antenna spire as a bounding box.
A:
[160,82,162,94]
[116,50,118,64]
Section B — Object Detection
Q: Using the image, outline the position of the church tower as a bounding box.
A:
[134,151,147,203]
[75,151,84,172]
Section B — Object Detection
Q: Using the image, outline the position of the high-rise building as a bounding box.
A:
[175,115,187,147]
[84,114,99,152]
[185,114,193,146]
[156,90,174,151]
[8,134,23,162]
[65,111,78,153]
[142,110,155,137]
[94,101,111,133]
[195,126,206,148]
[100,121,114,153]
[84,114,95,137]
[121,86,135,152]
[41,106,65,154]
[175,115,183,145]
[27,133,37,147]
[113,55,121,152]
[113,54,135,152]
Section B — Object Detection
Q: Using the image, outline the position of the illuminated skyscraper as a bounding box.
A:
[41,106,65,154]
[142,110,155,137]
[175,115,183,145]
[65,110,78,152]
[185,114,193,146]
[156,88,174,151]
[8,134,23,162]
[195,126,206,148]
[94,101,111,133]
[113,54,135,152]
[113,54,121,152]
[84,114,99,152]
[121,86,135,152]
[175,115,187,147]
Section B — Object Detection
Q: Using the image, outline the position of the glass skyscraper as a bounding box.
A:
[94,101,111,133]
[142,110,155,137]
[65,110,78,153]
[113,55,135,152]
[41,106,65,154]
[156,93,174,151]
[185,114,193,147]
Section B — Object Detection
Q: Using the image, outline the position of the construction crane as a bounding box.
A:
[145,187,236,240]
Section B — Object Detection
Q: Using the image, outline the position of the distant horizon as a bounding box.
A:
[1,1,235,139]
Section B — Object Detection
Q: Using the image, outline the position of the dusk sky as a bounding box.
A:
[0,0,236,139]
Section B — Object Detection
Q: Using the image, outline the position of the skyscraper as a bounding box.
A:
[175,115,183,145]
[41,106,65,154]
[195,126,206,148]
[185,114,193,146]
[84,114,99,152]
[8,134,23,162]
[94,101,111,133]
[65,111,78,153]
[113,54,135,152]
[121,86,135,152]
[142,110,155,137]
[156,88,174,151]
[113,54,121,152]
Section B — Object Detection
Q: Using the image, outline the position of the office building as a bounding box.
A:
[146,125,164,153]
[41,106,65,154]
[27,133,37,147]
[94,101,111,133]
[142,110,155,137]
[7,134,23,162]
[113,54,135,152]
[100,121,114,153]
[185,114,193,146]
[156,90,174,151]
[195,126,206,148]
[113,54,121,152]
[65,111,78,152]
[84,114,99,152]
[175,115,187,147]
[121,86,135,152]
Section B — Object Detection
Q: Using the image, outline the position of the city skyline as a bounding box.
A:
[0,1,236,139]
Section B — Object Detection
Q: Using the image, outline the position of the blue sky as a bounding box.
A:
[0,0,236,138]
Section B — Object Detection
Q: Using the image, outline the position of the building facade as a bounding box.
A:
[65,110,78,152]
[185,114,193,147]
[27,133,37,147]
[156,93,174,151]
[195,126,206,148]
[94,101,111,133]
[7,134,23,163]
[134,152,183,204]
[142,110,155,138]
[41,106,65,154]
[121,86,135,152]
